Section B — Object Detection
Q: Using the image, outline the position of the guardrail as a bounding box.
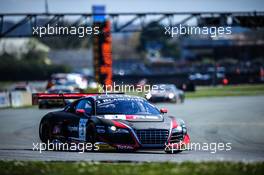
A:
[0,91,32,108]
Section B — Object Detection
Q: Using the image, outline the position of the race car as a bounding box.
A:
[38,85,78,109]
[146,84,185,103]
[33,93,190,153]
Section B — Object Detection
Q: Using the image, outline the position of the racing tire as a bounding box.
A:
[39,120,51,143]
[87,122,97,151]
[180,96,185,103]
[39,104,45,109]
[170,97,177,103]
[39,120,65,151]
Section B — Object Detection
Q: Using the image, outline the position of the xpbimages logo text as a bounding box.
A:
[32,23,232,38]
[165,141,232,154]
[32,24,100,37]
[98,82,166,93]
[32,141,99,153]
[164,24,232,38]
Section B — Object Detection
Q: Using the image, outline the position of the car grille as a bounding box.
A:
[135,129,169,145]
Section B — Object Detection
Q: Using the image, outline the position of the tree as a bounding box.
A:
[0,39,70,81]
[137,21,180,59]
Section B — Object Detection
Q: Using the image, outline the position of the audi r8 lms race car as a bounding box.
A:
[33,93,190,153]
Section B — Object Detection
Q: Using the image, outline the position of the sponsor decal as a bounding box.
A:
[79,119,88,141]
[104,115,126,120]
[68,126,78,132]
[101,115,160,120]
[115,144,134,150]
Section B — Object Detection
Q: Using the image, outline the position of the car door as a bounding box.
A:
[64,98,94,142]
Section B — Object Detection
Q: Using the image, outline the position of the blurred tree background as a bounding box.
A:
[137,21,181,59]
[38,36,91,49]
[0,38,70,81]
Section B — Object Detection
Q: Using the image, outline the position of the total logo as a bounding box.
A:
[116,144,134,150]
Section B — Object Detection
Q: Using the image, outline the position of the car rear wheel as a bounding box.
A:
[39,104,46,109]
[87,122,97,150]
[40,121,64,151]
[39,120,51,143]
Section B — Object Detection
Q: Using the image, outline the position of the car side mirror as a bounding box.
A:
[160,108,168,114]
[76,109,85,114]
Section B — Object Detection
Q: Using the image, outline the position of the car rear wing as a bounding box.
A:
[32,93,124,105]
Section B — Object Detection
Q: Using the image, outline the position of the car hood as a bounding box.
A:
[119,115,171,130]
[150,91,169,96]
[96,114,173,130]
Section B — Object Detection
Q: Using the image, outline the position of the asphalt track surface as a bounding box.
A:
[0,96,263,162]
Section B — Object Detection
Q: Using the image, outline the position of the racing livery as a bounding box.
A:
[33,93,190,153]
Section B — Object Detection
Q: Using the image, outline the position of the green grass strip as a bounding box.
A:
[186,84,264,98]
[0,161,264,175]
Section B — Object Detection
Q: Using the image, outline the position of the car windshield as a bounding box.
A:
[165,86,176,92]
[96,98,160,115]
[154,85,175,92]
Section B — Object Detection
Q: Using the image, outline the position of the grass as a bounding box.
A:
[127,84,264,99]
[0,161,264,175]
[186,84,264,98]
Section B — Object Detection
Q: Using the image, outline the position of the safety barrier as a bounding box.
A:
[0,92,10,108]
[0,91,32,108]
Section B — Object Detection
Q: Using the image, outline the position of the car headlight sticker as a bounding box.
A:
[172,125,183,133]
[168,93,175,99]
[108,126,129,134]
[146,93,152,99]
[109,126,117,131]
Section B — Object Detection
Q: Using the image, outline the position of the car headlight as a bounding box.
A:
[168,93,175,99]
[173,119,187,135]
[108,126,129,134]
[146,93,152,99]
[172,125,182,133]
[109,126,116,131]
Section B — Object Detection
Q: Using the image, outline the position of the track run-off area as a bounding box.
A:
[0,96,263,162]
